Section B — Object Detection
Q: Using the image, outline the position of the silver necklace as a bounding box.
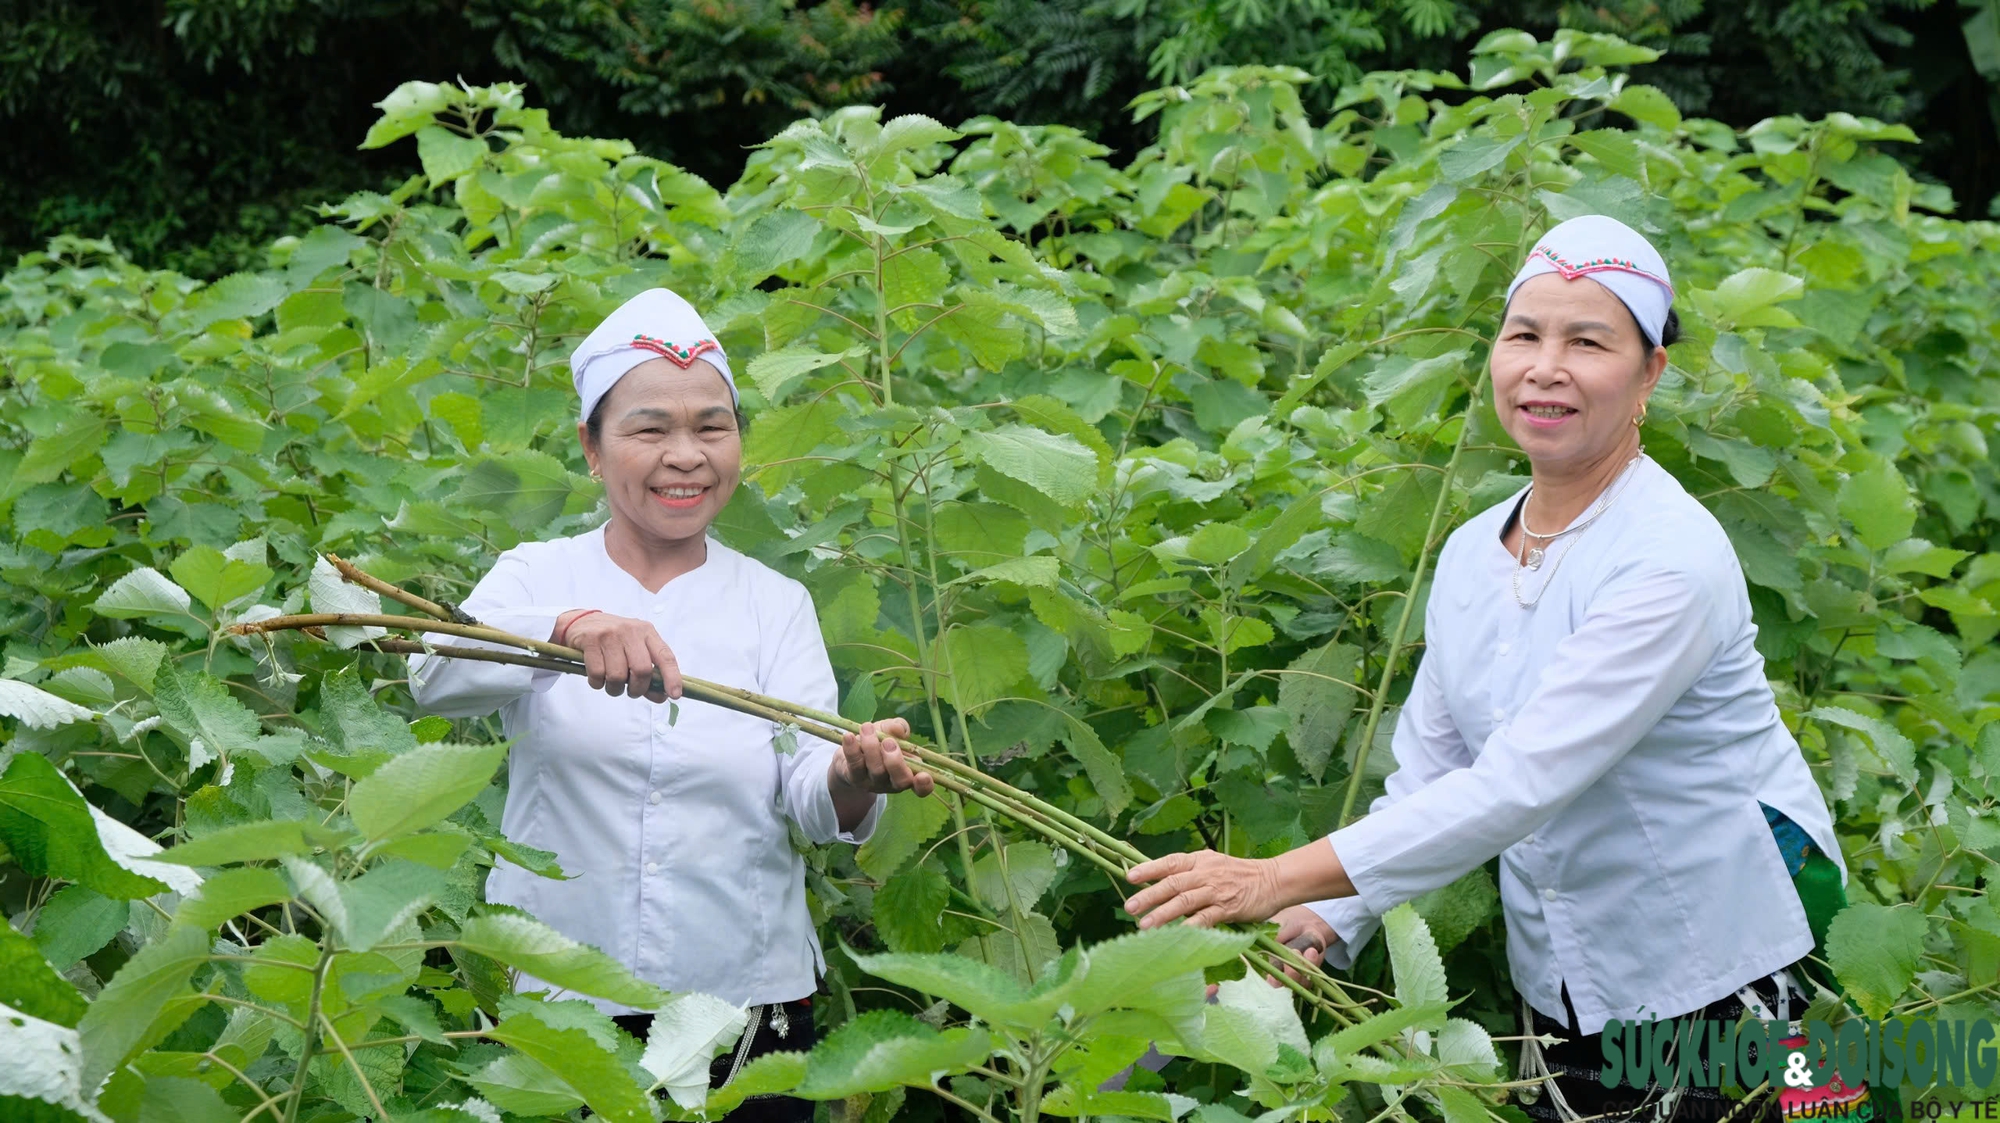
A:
[1511,453,1645,608]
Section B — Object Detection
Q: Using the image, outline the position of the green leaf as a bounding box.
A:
[734,209,822,281]
[466,1051,587,1116]
[0,752,166,899]
[1826,903,1927,1018]
[1438,133,1523,181]
[1568,128,1646,181]
[317,668,419,766]
[158,819,326,868]
[186,272,288,330]
[794,1010,992,1098]
[417,125,488,184]
[1277,641,1361,781]
[875,867,951,953]
[308,555,388,648]
[1381,903,1449,1026]
[867,114,962,172]
[746,345,864,403]
[32,885,128,971]
[153,664,263,764]
[962,425,1097,506]
[0,919,87,1027]
[349,741,508,842]
[7,413,108,496]
[0,678,94,730]
[334,859,449,951]
[486,1006,652,1123]
[971,841,1059,913]
[1054,711,1133,816]
[1807,705,1916,784]
[453,912,669,1008]
[360,80,450,148]
[1612,84,1681,130]
[0,1000,101,1123]
[77,925,210,1090]
[1065,925,1257,1022]
[855,790,952,879]
[1710,267,1805,327]
[1838,458,1918,552]
[92,568,194,620]
[1275,340,1366,415]
[97,637,168,691]
[883,246,951,313]
[172,867,294,931]
[1882,539,1971,578]
[1363,350,1467,429]
[954,555,1060,588]
[939,624,1030,714]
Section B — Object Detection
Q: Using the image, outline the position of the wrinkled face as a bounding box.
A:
[1490,272,1666,473]
[580,358,740,548]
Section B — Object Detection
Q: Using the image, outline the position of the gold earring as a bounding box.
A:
[589,468,603,481]
[1633,402,1648,428]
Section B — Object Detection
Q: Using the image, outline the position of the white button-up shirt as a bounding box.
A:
[1306,458,1842,1034]
[410,527,881,1012]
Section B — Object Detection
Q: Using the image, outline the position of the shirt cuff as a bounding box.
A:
[830,790,886,845]
[475,607,571,692]
[1326,814,1409,919]
[1304,889,1381,971]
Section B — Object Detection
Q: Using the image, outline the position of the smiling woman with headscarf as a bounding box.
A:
[410,288,934,1121]
[1123,218,1862,1122]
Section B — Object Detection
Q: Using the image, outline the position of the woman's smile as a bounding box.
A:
[1518,400,1580,427]
[649,483,709,509]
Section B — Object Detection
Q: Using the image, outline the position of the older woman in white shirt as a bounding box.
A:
[412,288,932,1121]
[1125,217,1855,1122]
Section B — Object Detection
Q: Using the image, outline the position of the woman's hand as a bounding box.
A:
[1125,842,1354,930]
[1124,849,1285,929]
[829,719,934,832]
[1268,905,1339,985]
[555,610,682,702]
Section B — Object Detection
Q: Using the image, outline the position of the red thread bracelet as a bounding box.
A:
[556,609,601,645]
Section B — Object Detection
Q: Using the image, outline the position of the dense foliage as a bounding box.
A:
[4,28,2000,1122]
[4,0,1997,275]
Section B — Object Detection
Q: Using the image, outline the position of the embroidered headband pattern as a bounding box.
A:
[631,334,722,369]
[1528,245,1677,298]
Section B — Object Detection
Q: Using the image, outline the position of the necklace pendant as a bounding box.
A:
[1524,546,1545,570]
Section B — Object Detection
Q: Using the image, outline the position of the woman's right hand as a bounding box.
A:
[1267,905,1339,986]
[555,610,683,702]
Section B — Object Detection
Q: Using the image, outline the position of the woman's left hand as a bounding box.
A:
[830,718,936,798]
[1124,849,1285,929]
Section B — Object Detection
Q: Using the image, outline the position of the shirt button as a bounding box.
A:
[648,791,662,805]
[1542,888,1558,902]
[1497,642,1511,655]
[1492,707,1507,722]
[1524,833,1535,844]
[645,862,660,875]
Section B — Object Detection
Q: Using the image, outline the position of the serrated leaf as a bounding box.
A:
[92,568,194,620]
[638,993,749,1109]
[1382,903,1449,1024]
[1838,458,1918,552]
[1054,710,1133,815]
[466,1051,587,1116]
[76,925,209,1090]
[735,210,822,281]
[486,1006,652,1123]
[0,921,86,1028]
[939,624,1030,714]
[154,820,319,866]
[875,867,950,952]
[1711,267,1805,326]
[856,790,952,879]
[153,664,262,763]
[1826,903,1927,1018]
[963,426,1097,507]
[96,637,168,691]
[350,741,508,842]
[453,912,669,1008]
[794,1010,991,1098]
[32,885,128,971]
[172,866,293,931]
[309,555,388,647]
[1807,706,1916,784]
[0,999,110,1123]
[337,860,448,951]
[0,752,166,899]
[1278,641,1360,780]
[883,246,950,313]
[418,125,488,184]
[746,345,864,404]
[0,678,95,730]
[971,841,1059,913]
[954,555,1060,588]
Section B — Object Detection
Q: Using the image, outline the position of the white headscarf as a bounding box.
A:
[1505,215,1676,346]
[569,288,736,422]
